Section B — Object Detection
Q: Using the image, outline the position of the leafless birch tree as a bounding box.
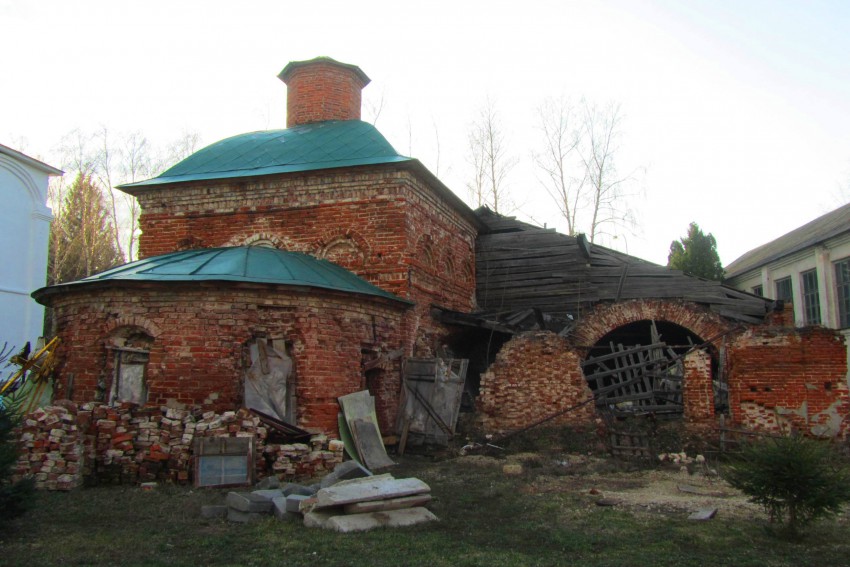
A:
[533,96,582,235]
[534,98,637,243]
[466,98,516,213]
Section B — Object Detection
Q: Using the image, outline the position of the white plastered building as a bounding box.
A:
[0,144,61,354]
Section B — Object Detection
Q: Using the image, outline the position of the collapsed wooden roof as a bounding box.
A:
[436,209,773,335]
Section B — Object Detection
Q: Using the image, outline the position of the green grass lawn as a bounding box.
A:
[3,451,850,567]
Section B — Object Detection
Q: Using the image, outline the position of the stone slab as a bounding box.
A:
[316,477,430,508]
[226,491,274,513]
[343,494,432,514]
[325,507,438,533]
[200,505,228,519]
[351,419,395,470]
[688,508,718,521]
[320,460,372,488]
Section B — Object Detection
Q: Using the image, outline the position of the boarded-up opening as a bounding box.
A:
[397,358,468,448]
[582,320,720,417]
[244,337,295,424]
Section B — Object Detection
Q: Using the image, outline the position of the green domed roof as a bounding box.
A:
[119,120,411,191]
[33,246,410,305]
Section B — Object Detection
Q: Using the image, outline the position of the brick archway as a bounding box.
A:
[572,299,739,422]
[570,299,737,352]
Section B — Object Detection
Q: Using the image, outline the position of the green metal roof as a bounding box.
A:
[33,246,411,305]
[119,120,411,190]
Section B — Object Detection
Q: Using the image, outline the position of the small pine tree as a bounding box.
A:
[724,436,850,538]
[667,222,725,281]
[0,402,35,527]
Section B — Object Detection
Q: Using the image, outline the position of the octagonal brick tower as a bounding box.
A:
[279,56,371,127]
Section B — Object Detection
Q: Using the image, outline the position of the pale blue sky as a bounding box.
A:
[2,0,848,265]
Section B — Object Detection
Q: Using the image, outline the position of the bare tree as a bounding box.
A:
[164,130,201,164]
[466,98,516,213]
[533,96,582,235]
[534,98,638,243]
[580,101,636,243]
[363,89,386,126]
[94,126,125,259]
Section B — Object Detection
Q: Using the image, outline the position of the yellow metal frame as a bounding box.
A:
[0,337,60,413]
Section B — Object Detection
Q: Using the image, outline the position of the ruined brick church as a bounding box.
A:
[34,57,850,443]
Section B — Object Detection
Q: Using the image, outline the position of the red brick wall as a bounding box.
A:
[477,332,596,433]
[683,350,714,422]
[47,284,408,434]
[135,166,478,354]
[282,61,367,127]
[727,326,849,438]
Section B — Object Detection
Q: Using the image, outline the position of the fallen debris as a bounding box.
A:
[688,508,718,521]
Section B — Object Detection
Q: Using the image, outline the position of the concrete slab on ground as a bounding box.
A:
[326,507,438,533]
[316,477,429,508]
[689,508,718,521]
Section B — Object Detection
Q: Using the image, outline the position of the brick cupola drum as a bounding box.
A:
[34,55,850,473]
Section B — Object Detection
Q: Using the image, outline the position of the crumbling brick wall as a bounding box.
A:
[475,300,850,443]
[14,403,342,491]
[727,325,849,438]
[477,332,596,433]
[48,285,408,434]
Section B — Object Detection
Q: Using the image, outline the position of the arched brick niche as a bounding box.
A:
[570,299,738,352]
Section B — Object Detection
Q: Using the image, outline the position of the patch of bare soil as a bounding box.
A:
[455,452,761,519]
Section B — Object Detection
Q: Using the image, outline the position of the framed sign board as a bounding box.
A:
[194,437,255,488]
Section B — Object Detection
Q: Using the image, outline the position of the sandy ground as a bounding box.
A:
[455,452,761,519]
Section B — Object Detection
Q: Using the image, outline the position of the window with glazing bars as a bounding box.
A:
[835,259,850,328]
[801,269,821,325]
[752,285,763,296]
[774,277,793,304]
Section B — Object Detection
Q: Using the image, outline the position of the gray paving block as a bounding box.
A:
[200,505,228,519]
[226,491,274,513]
[281,483,315,497]
[272,496,300,521]
[252,489,284,501]
[325,507,438,532]
[284,494,311,514]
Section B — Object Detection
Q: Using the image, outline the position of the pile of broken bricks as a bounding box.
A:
[202,460,437,532]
